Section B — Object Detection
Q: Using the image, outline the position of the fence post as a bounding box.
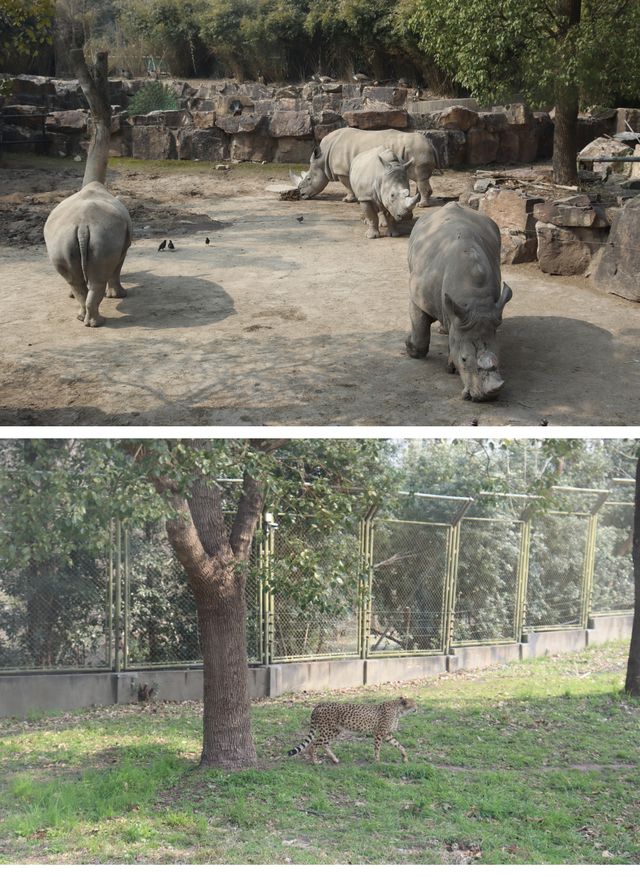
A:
[123,529,130,670]
[262,510,276,665]
[514,518,531,640]
[359,510,376,660]
[580,513,598,628]
[114,519,122,673]
[107,519,114,669]
[442,522,460,654]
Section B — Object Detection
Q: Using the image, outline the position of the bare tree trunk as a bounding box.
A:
[552,0,581,185]
[69,48,111,187]
[161,469,263,768]
[624,455,640,696]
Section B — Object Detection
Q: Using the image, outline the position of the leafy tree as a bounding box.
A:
[406,0,640,183]
[0,0,54,72]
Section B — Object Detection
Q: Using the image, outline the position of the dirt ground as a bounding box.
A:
[1,155,639,426]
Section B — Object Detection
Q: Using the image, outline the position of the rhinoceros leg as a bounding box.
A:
[360,201,380,239]
[406,299,435,358]
[83,281,107,328]
[106,251,128,299]
[415,173,433,207]
[338,175,357,202]
[69,280,89,322]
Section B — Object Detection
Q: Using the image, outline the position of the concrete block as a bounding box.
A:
[364,655,447,684]
[521,629,587,659]
[269,658,364,696]
[586,614,633,646]
[449,643,521,670]
[0,672,115,718]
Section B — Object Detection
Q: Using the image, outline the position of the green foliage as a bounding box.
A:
[406,0,640,107]
[0,0,54,66]
[127,81,179,115]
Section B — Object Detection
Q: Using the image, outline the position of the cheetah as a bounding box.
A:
[287,696,416,764]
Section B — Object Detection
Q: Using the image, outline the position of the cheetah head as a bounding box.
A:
[398,696,417,715]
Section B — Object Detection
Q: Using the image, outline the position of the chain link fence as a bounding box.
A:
[452,517,522,644]
[0,488,635,672]
[369,519,450,654]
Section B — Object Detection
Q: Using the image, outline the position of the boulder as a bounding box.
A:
[533,199,609,228]
[496,128,520,163]
[275,97,310,112]
[431,105,479,131]
[132,126,177,160]
[275,85,301,100]
[591,195,640,301]
[274,137,316,163]
[311,93,342,115]
[616,108,640,135]
[45,109,89,133]
[229,131,275,162]
[465,128,499,164]
[2,105,45,130]
[268,110,313,138]
[191,110,216,129]
[516,126,539,163]
[480,188,544,232]
[301,83,322,100]
[477,111,509,132]
[176,127,228,161]
[341,84,364,99]
[578,136,633,176]
[7,75,55,105]
[321,82,343,94]
[216,94,255,115]
[536,221,607,275]
[410,97,479,112]
[362,86,408,107]
[492,103,533,126]
[216,113,267,135]
[501,232,538,264]
[342,106,408,129]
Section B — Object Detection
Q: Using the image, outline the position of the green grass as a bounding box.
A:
[1,641,639,864]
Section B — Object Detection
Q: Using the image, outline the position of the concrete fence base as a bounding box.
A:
[0,613,632,718]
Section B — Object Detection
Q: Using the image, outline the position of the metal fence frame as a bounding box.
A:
[0,485,634,673]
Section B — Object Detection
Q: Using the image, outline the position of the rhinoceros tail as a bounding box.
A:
[77,224,90,285]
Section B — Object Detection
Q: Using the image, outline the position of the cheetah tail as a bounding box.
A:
[287,729,316,757]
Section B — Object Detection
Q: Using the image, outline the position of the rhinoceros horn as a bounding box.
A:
[289,169,308,188]
[406,192,420,210]
[496,281,513,315]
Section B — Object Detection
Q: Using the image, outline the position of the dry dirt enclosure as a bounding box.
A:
[0,157,639,426]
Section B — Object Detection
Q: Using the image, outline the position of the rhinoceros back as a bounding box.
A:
[408,202,502,324]
[324,128,437,178]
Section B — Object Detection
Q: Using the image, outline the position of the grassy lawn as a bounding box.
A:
[1,641,638,864]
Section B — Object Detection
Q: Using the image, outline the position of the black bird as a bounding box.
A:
[470,418,479,426]
[167,240,175,250]
[296,215,304,222]
[205,237,210,245]
[540,418,549,426]
[158,239,167,251]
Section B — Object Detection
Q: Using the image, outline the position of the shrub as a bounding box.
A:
[127,81,178,116]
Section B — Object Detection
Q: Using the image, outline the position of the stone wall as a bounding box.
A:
[2,72,614,167]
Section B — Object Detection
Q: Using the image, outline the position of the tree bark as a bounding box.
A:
[69,49,111,187]
[161,469,263,768]
[624,455,640,696]
[552,0,581,185]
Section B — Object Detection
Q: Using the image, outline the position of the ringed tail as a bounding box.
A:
[287,729,316,756]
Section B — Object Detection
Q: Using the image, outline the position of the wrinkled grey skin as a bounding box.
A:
[349,147,420,238]
[290,128,439,207]
[406,201,512,402]
[44,183,132,327]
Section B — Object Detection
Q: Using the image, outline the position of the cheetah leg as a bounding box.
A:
[386,735,408,762]
[324,745,340,764]
[374,736,382,762]
[307,744,320,765]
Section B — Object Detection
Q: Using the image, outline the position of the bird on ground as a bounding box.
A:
[205,237,210,245]
[296,216,304,222]
[158,239,167,251]
[168,240,175,250]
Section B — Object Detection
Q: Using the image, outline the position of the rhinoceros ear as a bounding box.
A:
[496,282,513,314]
[311,145,321,160]
[444,292,468,322]
[403,157,415,169]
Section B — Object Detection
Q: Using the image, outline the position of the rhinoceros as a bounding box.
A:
[349,147,420,238]
[290,128,439,207]
[406,201,512,402]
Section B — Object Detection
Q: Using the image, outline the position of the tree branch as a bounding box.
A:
[230,471,264,560]
[69,48,111,187]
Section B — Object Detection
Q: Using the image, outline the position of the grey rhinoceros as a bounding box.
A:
[406,201,512,402]
[290,128,439,206]
[349,147,420,238]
